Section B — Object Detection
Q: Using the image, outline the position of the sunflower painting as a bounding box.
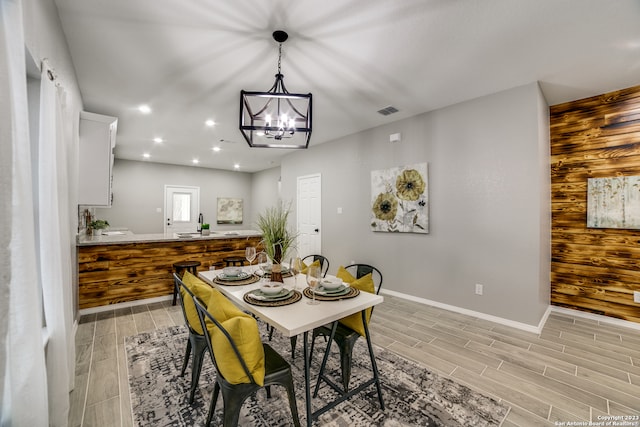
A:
[371,163,428,233]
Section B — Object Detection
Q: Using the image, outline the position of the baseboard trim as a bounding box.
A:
[79,295,173,315]
[550,305,640,332]
[380,289,551,334]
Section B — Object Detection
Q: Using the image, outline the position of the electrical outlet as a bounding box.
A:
[475,284,483,295]
[634,291,640,303]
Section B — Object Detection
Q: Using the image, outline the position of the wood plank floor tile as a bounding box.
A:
[117,343,133,427]
[367,323,421,347]
[75,321,95,346]
[453,366,551,419]
[608,400,640,417]
[499,341,578,374]
[75,342,93,376]
[91,333,117,362]
[549,405,589,425]
[418,341,486,374]
[497,362,595,418]
[503,405,555,426]
[386,341,457,375]
[86,357,119,405]
[465,340,547,374]
[68,372,88,427]
[132,311,156,333]
[545,366,640,412]
[83,396,120,427]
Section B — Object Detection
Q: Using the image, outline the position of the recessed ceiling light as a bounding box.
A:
[138,104,151,114]
[205,119,215,127]
[143,153,150,158]
[234,163,240,169]
[153,137,163,143]
[212,146,221,152]
[192,159,199,164]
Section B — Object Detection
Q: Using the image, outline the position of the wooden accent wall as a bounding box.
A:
[78,236,262,309]
[550,84,640,323]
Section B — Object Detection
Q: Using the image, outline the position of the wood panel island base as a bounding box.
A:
[77,231,262,309]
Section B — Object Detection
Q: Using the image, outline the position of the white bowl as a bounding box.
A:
[320,278,343,290]
[223,266,241,277]
[260,282,284,295]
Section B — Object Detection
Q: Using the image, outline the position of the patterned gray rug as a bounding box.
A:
[126,325,509,426]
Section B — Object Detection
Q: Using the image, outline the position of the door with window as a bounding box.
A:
[164,185,200,234]
[297,174,321,257]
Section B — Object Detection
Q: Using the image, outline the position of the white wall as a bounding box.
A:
[94,159,254,233]
[250,167,282,227]
[277,82,550,327]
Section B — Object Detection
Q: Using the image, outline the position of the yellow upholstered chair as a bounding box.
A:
[189,286,301,427]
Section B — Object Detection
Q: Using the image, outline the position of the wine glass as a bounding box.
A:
[245,246,256,270]
[256,252,268,276]
[291,257,303,290]
[306,264,321,305]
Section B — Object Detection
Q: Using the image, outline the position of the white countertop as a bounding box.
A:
[77,229,262,246]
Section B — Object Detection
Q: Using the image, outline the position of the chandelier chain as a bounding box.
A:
[277,43,282,74]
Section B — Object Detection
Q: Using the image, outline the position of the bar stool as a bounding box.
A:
[223,257,245,267]
[172,260,201,305]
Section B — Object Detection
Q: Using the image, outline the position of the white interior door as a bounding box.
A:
[164,185,200,234]
[297,174,321,257]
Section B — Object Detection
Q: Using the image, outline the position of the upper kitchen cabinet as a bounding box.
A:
[78,111,118,206]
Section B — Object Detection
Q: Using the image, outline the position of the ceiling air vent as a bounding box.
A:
[377,106,399,116]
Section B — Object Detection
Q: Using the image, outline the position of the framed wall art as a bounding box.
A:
[217,197,243,224]
[371,162,428,233]
[587,176,640,229]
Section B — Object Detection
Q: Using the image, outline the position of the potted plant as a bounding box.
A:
[255,202,297,282]
[89,219,109,236]
[201,223,210,236]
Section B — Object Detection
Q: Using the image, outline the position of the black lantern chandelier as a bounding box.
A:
[239,30,312,148]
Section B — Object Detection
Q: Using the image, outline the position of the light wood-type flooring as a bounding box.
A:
[69,294,640,426]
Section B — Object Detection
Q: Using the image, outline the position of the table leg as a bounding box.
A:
[303,330,312,427]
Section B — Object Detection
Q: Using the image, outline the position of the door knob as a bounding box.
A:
[314,228,319,233]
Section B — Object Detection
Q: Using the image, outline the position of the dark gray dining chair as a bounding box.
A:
[310,263,383,392]
[173,273,209,403]
[302,254,330,277]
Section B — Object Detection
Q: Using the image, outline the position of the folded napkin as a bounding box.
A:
[249,290,290,300]
[313,284,348,295]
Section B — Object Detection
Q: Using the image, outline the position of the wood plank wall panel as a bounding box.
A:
[78,236,262,309]
[550,84,640,323]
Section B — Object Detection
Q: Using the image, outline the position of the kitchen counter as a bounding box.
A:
[77,229,262,246]
[77,230,263,309]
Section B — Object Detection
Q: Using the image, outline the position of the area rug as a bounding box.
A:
[126,325,509,426]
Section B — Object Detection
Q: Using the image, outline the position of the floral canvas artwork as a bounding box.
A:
[371,163,428,233]
[587,176,640,229]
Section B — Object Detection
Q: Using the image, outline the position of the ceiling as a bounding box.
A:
[53,0,640,173]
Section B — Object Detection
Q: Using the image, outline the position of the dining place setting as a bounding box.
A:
[211,247,359,309]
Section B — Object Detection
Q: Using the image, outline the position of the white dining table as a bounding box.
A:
[198,267,384,426]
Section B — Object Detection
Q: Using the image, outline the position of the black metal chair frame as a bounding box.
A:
[174,273,209,403]
[310,263,384,402]
[191,288,301,427]
[312,310,385,418]
[268,254,331,358]
[301,254,330,278]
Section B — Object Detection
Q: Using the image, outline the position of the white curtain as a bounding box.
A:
[38,60,75,426]
[1,0,50,425]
